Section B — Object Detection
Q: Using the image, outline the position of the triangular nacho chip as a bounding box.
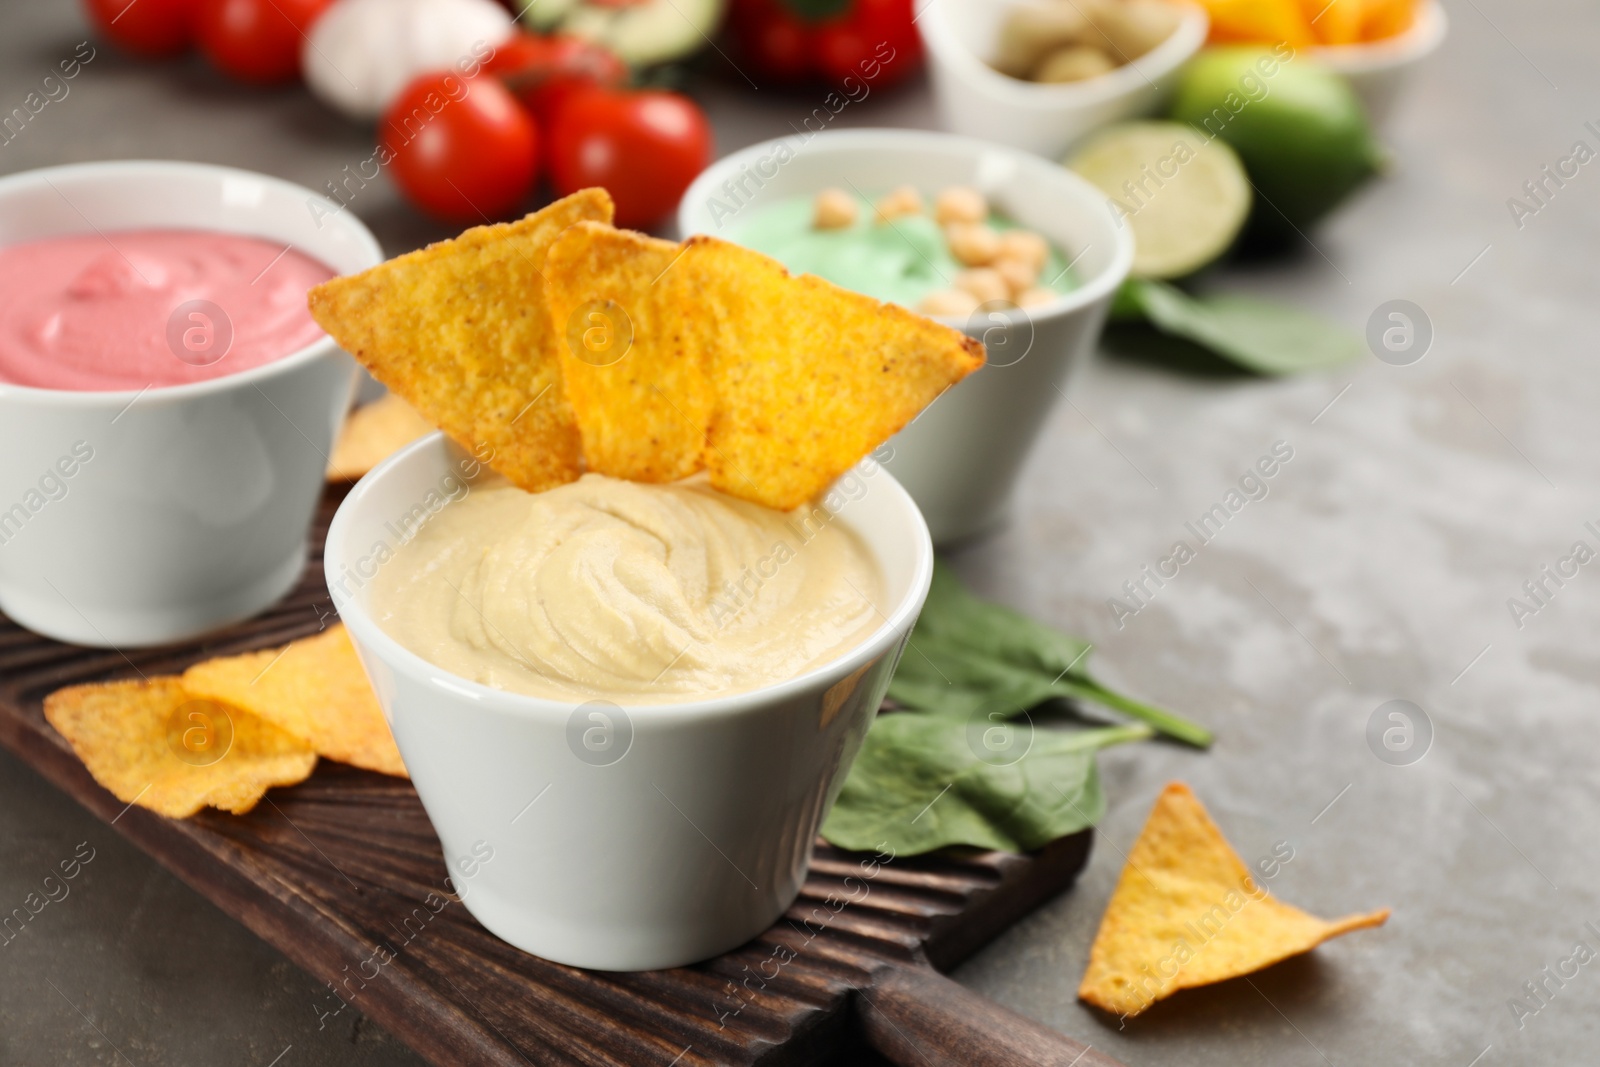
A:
[1078,782,1389,1017]
[308,190,613,493]
[326,392,436,481]
[44,678,317,818]
[542,228,984,509]
[683,236,985,510]
[545,221,712,483]
[183,625,405,778]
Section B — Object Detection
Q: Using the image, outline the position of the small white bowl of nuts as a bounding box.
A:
[918,0,1209,160]
[678,129,1134,544]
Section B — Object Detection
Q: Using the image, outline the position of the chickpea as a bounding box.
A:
[875,185,924,223]
[812,188,858,230]
[1094,0,1181,61]
[993,256,1041,297]
[935,186,988,226]
[918,288,982,318]
[1016,287,1058,309]
[992,3,1096,78]
[1033,45,1117,83]
[946,222,1001,266]
[954,268,1010,306]
[997,230,1050,273]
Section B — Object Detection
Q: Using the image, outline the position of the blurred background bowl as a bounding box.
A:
[916,0,1209,160]
[1312,0,1448,130]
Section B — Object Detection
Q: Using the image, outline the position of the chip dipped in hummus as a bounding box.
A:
[308,191,981,703]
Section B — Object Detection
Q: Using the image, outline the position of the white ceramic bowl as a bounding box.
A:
[327,433,934,971]
[678,129,1134,545]
[1312,0,1447,130]
[917,0,1209,160]
[0,161,381,647]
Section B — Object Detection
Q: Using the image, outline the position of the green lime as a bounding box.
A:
[1170,47,1381,241]
[1068,121,1251,280]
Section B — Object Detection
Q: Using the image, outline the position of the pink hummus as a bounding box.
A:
[0,229,334,391]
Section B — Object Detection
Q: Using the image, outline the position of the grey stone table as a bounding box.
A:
[2,0,1595,1063]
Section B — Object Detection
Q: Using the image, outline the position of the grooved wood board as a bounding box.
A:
[0,489,1099,1067]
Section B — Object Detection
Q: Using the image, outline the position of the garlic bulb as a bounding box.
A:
[303,0,516,120]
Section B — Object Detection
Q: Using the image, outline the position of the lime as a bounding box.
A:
[1068,121,1251,279]
[1170,48,1382,240]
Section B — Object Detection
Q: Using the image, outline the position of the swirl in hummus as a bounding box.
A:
[368,474,883,703]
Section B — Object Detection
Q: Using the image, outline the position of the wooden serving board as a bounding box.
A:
[0,489,1124,1067]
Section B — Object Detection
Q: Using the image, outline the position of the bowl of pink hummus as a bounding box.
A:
[0,161,382,647]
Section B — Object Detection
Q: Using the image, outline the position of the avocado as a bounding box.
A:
[523,0,726,67]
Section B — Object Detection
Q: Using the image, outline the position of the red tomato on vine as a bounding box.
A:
[194,0,333,84]
[482,32,628,127]
[548,87,712,229]
[82,0,200,57]
[382,72,540,224]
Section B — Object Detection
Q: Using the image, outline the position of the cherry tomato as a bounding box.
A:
[814,0,922,86]
[82,0,200,57]
[382,72,539,224]
[548,88,711,229]
[194,0,332,84]
[479,31,554,77]
[482,32,627,127]
[729,0,922,88]
[728,0,811,82]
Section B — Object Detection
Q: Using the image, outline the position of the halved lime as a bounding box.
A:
[1067,121,1252,280]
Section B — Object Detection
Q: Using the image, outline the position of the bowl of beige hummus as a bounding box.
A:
[326,431,933,971]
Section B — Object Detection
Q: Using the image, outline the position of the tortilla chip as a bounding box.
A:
[1078,782,1389,1017]
[183,625,405,778]
[327,393,437,481]
[683,237,985,510]
[307,189,614,493]
[44,678,317,818]
[544,221,711,483]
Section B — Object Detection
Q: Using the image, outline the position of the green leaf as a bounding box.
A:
[890,562,1213,747]
[1109,278,1147,321]
[1120,278,1362,376]
[821,715,1151,855]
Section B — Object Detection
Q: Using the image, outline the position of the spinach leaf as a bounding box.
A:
[821,715,1151,855]
[890,562,1213,747]
[1120,278,1362,376]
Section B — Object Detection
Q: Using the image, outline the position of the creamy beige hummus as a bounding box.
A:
[368,474,883,703]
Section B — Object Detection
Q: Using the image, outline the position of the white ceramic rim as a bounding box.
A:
[328,432,936,726]
[917,0,1210,111]
[677,128,1136,326]
[1311,0,1448,72]
[0,159,382,407]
